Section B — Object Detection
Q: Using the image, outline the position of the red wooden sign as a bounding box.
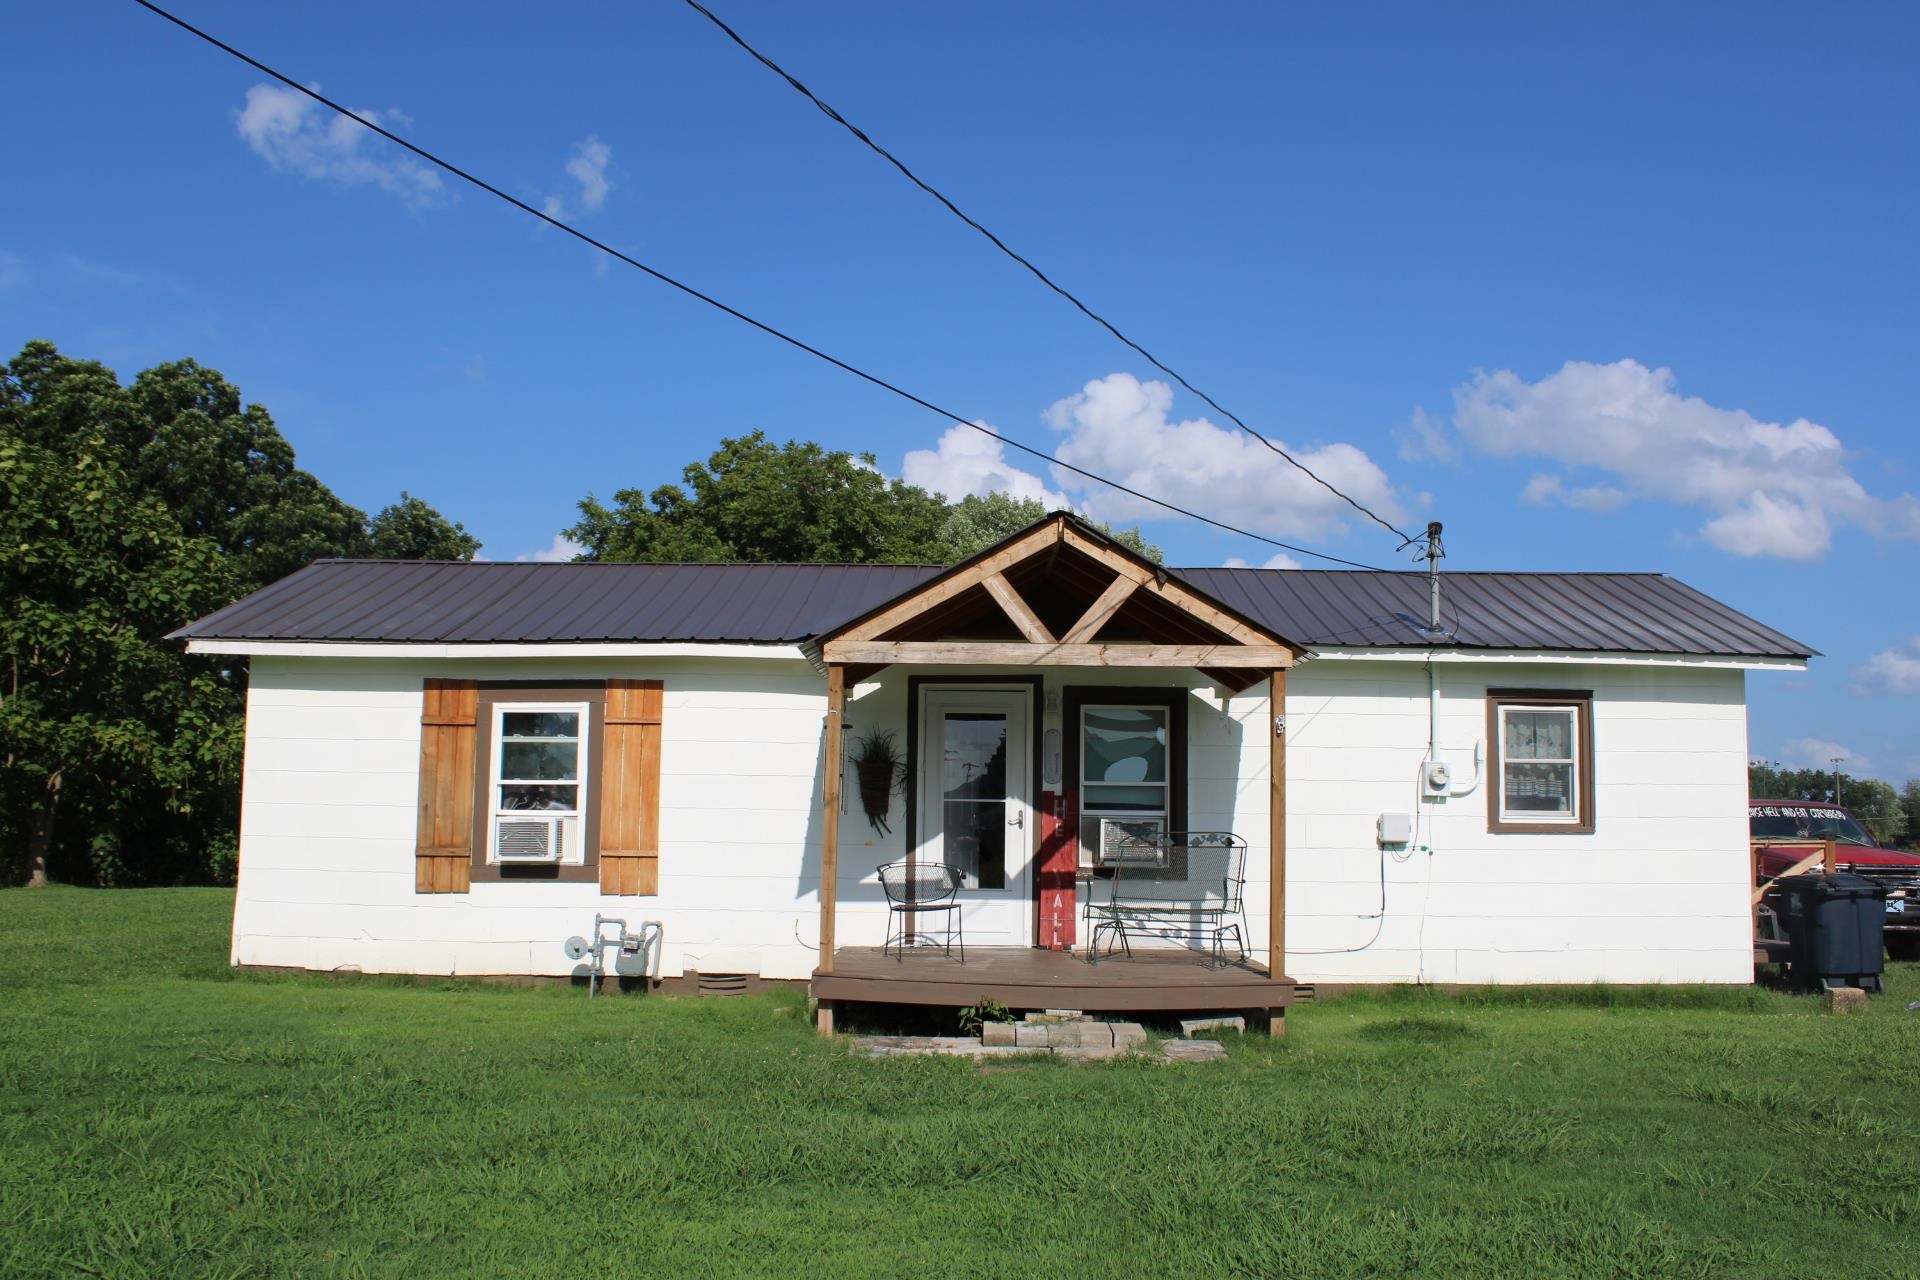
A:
[1035,789,1077,950]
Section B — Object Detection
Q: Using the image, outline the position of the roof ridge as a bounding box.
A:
[315,558,953,569]
[1179,566,1672,578]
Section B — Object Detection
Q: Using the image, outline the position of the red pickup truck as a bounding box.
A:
[1752,800,1920,959]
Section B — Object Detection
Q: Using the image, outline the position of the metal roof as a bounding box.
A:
[1178,569,1815,658]
[173,560,945,645]
[173,559,1815,659]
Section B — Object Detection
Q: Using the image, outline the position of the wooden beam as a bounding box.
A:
[1268,669,1287,990]
[981,571,1055,643]
[1059,526,1284,648]
[818,665,846,979]
[821,640,1297,668]
[838,522,1064,642]
[1060,574,1137,644]
[1202,666,1266,695]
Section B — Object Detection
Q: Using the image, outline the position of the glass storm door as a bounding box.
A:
[917,688,1033,945]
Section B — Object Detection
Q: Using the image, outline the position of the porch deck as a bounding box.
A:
[811,945,1296,1015]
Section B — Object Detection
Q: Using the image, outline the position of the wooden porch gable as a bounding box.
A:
[814,513,1300,691]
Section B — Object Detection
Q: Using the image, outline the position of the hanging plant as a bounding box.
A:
[851,728,907,835]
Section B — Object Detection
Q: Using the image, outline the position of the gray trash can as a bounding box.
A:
[1774,872,1886,994]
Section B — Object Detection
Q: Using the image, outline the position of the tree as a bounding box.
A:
[570,434,1160,565]
[124,355,372,592]
[570,432,954,563]
[368,492,482,560]
[0,402,238,887]
[938,492,1161,563]
[1901,780,1920,851]
[2,341,478,886]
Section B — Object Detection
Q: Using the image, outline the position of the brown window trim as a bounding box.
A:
[1485,688,1594,834]
[469,682,607,884]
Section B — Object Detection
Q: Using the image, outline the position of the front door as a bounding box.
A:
[917,687,1034,945]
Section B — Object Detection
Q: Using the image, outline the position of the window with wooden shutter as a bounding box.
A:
[416,678,479,893]
[599,678,663,895]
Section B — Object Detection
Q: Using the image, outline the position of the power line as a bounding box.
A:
[129,0,1391,572]
[680,0,1418,548]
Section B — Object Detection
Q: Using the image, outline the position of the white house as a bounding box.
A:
[175,513,1811,1030]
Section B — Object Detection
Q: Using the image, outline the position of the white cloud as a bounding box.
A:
[543,136,613,219]
[1044,373,1404,539]
[236,83,442,206]
[1222,552,1305,570]
[1777,737,1870,775]
[0,250,26,290]
[902,422,1072,508]
[901,374,1404,548]
[1414,359,1920,560]
[1855,637,1920,695]
[514,534,584,563]
[1395,405,1457,463]
[1520,472,1628,513]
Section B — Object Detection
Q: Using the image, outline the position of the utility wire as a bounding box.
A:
[130,0,1391,572]
[681,0,1418,548]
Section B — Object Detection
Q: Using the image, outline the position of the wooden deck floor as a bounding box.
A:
[812,945,1295,1014]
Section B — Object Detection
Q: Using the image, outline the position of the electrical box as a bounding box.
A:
[1422,759,1453,797]
[1377,813,1412,845]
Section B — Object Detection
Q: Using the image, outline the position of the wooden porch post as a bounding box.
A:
[816,664,846,1035]
[1267,668,1288,1036]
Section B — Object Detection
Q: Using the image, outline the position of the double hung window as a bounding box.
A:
[1487,690,1593,832]
[488,702,590,865]
[1076,702,1175,869]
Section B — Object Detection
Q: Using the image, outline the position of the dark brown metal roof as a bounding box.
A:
[1177,569,1815,658]
[173,560,945,645]
[173,559,1815,658]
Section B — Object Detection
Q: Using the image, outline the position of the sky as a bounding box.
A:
[4,2,1917,782]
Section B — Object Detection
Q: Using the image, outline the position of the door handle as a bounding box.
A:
[1008,809,1024,828]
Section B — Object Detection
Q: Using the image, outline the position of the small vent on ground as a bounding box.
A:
[696,972,750,997]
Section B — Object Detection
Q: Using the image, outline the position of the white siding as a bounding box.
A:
[232,652,1754,985]
[234,655,841,980]
[1281,660,1753,985]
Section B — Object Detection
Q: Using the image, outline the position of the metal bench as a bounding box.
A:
[1083,828,1248,969]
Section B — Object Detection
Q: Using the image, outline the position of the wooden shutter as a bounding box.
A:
[600,679,663,895]
[415,678,478,893]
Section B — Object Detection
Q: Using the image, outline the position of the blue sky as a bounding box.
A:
[5,2,1917,781]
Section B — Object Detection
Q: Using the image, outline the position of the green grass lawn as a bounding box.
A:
[1,889,1916,1279]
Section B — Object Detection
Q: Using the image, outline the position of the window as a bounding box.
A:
[1063,688,1188,871]
[1486,689,1593,832]
[416,678,661,894]
[466,683,609,884]
[488,703,589,866]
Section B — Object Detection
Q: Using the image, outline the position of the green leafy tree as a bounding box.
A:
[2,341,478,885]
[570,436,1161,565]
[0,388,239,886]
[123,355,372,592]
[937,492,1161,563]
[570,431,953,563]
[1900,779,1920,851]
[368,491,482,560]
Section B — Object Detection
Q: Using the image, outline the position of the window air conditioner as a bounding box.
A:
[496,815,566,863]
[1097,817,1166,866]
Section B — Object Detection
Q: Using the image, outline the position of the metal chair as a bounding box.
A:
[877,860,966,963]
[1084,830,1249,969]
